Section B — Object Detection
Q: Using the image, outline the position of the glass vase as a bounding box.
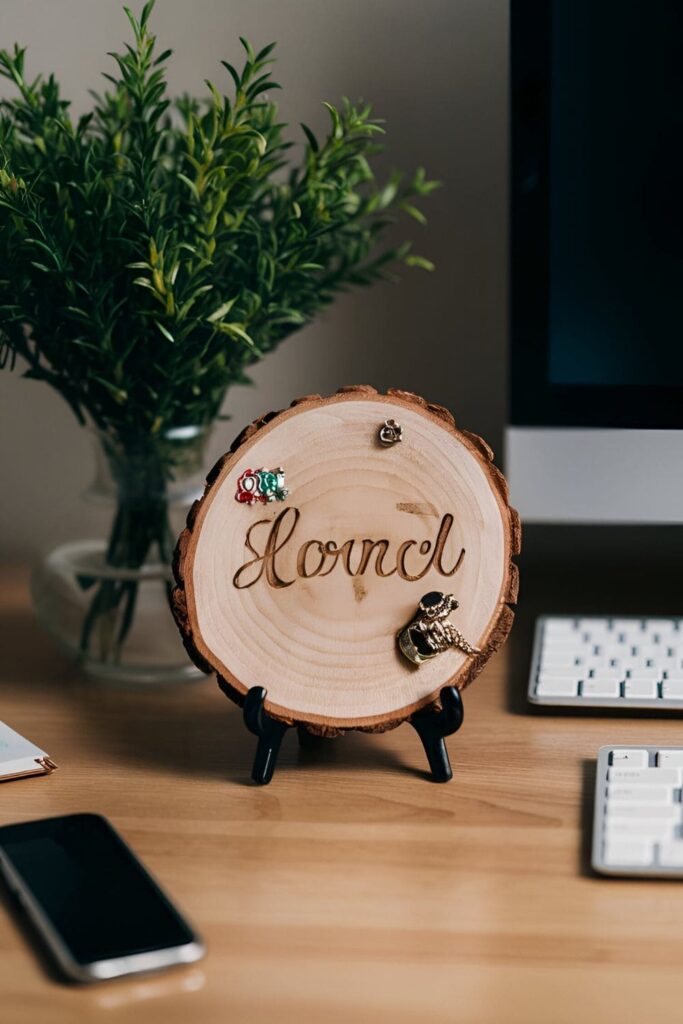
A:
[31,426,211,685]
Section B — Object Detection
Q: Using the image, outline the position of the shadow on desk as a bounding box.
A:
[0,587,425,785]
[0,608,75,691]
[78,688,423,786]
[580,758,597,878]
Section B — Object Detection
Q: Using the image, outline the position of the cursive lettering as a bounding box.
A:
[232,507,300,589]
[232,507,466,589]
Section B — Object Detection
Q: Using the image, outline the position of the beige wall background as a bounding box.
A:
[0,0,507,560]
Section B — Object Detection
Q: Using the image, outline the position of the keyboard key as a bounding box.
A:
[536,677,579,697]
[657,842,683,867]
[651,626,680,642]
[607,785,673,803]
[604,840,654,866]
[608,767,681,785]
[583,635,613,648]
[582,661,615,674]
[605,819,677,839]
[611,618,645,633]
[596,644,629,660]
[623,679,658,699]
[537,666,581,678]
[610,749,649,767]
[579,618,609,630]
[628,657,662,672]
[539,655,579,668]
[589,669,624,681]
[606,805,682,824]
[626,669,660,681]
[540,618,581,634]
[539,645,580,658]
[583,631,612,644]
[631,643,663,659]
[662,681,683,699]
[657,750,683,767]
[581,679,620,698]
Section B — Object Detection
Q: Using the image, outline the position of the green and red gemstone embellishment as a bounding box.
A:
[236,467,289,505]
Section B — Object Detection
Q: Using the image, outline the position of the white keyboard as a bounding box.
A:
[593,746,683,877]
[528,616,683,710]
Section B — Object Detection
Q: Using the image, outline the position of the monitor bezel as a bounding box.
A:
[510,0,683,429]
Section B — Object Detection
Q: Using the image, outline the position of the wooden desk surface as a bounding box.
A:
[2,563,683,1024]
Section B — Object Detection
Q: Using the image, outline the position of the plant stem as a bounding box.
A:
[79,456,174,664]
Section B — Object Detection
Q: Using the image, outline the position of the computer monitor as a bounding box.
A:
[507,0,683,524]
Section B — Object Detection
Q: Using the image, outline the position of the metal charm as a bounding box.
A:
[378,419,403,446]
[397,591,481,665]
[236,467,288,505]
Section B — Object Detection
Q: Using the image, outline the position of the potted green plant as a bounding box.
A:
[0,1,437,683]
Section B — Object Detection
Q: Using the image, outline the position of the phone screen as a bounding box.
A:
[0,814,197,966]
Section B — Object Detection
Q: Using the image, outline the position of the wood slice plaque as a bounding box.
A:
[172,386,520,733]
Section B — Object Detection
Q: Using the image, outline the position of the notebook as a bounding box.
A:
[0,721,58,781]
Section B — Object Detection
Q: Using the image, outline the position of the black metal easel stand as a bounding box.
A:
[241,684,464,785]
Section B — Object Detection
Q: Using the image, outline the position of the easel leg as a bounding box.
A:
[243,687,290,785]
[236,684,464,785]
[409,686,464,783]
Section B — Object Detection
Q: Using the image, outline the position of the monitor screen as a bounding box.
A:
[549,2,683,388]
[510,0,683,426]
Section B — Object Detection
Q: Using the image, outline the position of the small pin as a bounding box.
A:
[397,592,481,665]
[379,419,402,446]
[236,467,288,504]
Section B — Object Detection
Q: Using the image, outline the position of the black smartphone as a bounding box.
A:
[0,813,204,982]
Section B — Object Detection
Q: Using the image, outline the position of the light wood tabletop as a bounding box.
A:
[2,560,683,1024]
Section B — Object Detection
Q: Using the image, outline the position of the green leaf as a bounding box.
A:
[177,173,200,200]
[300,123,318,152]
[140,0,156,30]
[255,42,277,63]
[91,376,128,403]
[239,37,255,63]
[404,254,435,271]
[122,7,141,42]
[207,298,237,322]
[154,320,175,343]
[215,321,256,348]
[247,75,281,100]
[322,101,343,141]
[399,201,427,225]
[221,60,241,91]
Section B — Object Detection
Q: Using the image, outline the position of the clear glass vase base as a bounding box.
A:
[32,540,205,687]
[81,659,205,687]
